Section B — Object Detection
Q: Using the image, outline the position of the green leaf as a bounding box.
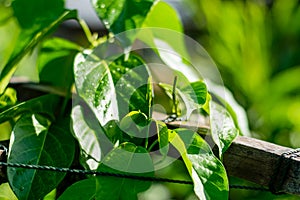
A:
[210,101,239,158]
[74,51,151,125]
[38,37,82,89]
[119,111,149,146]
[0,121,12,141]
[0,94,61,124]
[71,102,114,170]
[57,178,97,200]
[0,183,18,200]
[108,53,151,118]
[137,1,198,81]
[156,120,169,156]
[92,0,155,46]
[74,51,119,126]
[169,129,229,200]
[7,114,75,200]
[0,4,20,72]
[0,4,77,94]
[140,1,188,58]
[0,87,17,112]
[207,80,251,136]
[59,142,154,200]
[159,80,207,118]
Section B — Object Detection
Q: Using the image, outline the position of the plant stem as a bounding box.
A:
[172,76,178,115]
[148,139,158,152]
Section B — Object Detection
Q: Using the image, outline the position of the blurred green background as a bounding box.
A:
[183,0,300,199]
[185,0,300,148]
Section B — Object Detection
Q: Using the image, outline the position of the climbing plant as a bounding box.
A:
[0,0,245,199]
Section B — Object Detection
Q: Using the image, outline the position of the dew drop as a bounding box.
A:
[109,124,113,129]
[20,186,25,191]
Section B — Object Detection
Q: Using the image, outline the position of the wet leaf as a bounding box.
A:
[74,51,119,126]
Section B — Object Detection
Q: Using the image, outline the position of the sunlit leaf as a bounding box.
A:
[74,51,119,126]
[141,1,188,59]
[138,1,198,81]
[207,80,250,136]
[92,0,155,46]
[0,87,17,112]
[169,129,229,200]
[7,114,75,200]
[59,142,154,200]
[0,183,18,200]
[71,102,112,170]
[0,1,77,93]
[210,101,238,158]
[156,120,169,156]
[0,4,20,73]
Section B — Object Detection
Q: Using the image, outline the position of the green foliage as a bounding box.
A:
[0,0,77,94]
[169,129,229,199]
[187,0,300,147]
[0,88,17,112]
[59,142,154,200]
[8,114,75,200]
[92,0,155,46]
[38,37,82,89]
[0,0,243,199]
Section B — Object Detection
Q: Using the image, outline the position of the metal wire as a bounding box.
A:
[0,161,193,185]
[0,161,271,192]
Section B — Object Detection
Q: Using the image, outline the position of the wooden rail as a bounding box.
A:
[165,118,300,196]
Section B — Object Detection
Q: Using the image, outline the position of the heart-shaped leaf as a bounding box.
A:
[169,129,229,200]
[74,51,151,125]
[7,114,75,200]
